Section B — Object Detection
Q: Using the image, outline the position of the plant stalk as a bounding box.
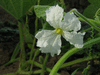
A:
[18,21,25,69]
[50,37,100,75]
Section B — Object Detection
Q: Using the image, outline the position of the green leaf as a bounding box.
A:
[83,0,100,19]
[71,68,79,75]
[43,22,54,30]
[40,0,58,5]
[0,0,37,19]
[34,5,50,19]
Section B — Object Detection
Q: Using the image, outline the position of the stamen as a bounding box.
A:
[56,28,63,35]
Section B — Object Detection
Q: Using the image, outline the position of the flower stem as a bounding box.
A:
[50,37,100,75]
[41,53,49,75]
[71,9,100,32]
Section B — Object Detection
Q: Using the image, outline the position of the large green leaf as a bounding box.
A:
[83,0,100,19]
[0,0,37,19]
[40,0,58,5]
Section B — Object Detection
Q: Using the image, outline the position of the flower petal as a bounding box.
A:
[62,12,81,31]
[35,30,61,48]
[49,34,61,48]
[62,31,85,48]
[45,5,64,28]
[35,30,61,57]
[40,45,61,57]
[40,34,61,57]
[35,30,54,47]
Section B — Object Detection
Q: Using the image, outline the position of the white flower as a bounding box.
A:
[35,5,85,57]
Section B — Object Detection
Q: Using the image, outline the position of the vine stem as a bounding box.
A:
[18,21,25,69]
[78,17,100,27]
[50,37,100,75]
[70,9,100,32]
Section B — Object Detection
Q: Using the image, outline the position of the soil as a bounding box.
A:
[0,0,100,75]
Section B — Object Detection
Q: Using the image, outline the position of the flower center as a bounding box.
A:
[56,28,63,35]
